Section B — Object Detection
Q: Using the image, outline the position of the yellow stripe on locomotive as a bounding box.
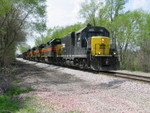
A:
[91,36,110,55]
[55,44,62,55]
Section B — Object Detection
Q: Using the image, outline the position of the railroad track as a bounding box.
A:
[18,58,150,83]
[100,71,150,83]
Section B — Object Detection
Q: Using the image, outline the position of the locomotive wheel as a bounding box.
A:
[82,59,88,69]
[79,59,88,69]
[79,60,84,69]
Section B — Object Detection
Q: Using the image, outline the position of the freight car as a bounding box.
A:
[23,24,120,71]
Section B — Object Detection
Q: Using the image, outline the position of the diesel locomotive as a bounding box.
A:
[23,24,120,71]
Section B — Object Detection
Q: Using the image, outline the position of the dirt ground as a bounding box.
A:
[15,59,150,113]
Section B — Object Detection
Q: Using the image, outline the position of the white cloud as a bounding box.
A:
[46,0,85,28]
[127,0,150,11]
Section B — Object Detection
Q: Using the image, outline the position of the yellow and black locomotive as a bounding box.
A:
[23,24,120,71]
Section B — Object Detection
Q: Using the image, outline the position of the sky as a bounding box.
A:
[27,0,150,47]
[46,0,85,28]
[46,0,150,28]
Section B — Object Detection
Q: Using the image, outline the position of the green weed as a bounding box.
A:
[0,95,20,113]
[6,86,33,96]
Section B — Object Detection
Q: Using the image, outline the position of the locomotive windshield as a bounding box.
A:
[87,32,105,38]
[86,27,109,38]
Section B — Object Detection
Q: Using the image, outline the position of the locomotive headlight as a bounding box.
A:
[113,52,116,55]
[98,52,101,55]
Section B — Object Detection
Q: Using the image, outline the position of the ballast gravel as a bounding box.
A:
[17,58,150,113]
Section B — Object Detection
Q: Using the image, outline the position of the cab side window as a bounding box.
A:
[81,32,87,48]
[77,33,81,47]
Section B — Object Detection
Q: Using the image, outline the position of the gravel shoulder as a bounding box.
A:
[16,58,150,113]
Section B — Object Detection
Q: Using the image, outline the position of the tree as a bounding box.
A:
[112,10,150,72]
[112,11,139,66]
[79,0,103,26]
[103,0,127,49]
[105,0,127,22]
[136,12,150,72]
[34,35,48,46]
[17,43,31,53]
[34,23,84,46]
[0,0,46,67]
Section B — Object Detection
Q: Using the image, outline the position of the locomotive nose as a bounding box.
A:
[91,36,110,55]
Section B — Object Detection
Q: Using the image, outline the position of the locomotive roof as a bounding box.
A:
[38,43,46,48]
[27,49,31,52]
[62,32,75,39]
[32,47,36,50]
[39,43,45,46]
[47,38,61,45]
[76,25,108,34]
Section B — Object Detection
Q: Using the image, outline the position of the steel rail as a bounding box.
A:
[100,71,150,83]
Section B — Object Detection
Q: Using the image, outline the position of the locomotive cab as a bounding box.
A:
[85,27,110,56]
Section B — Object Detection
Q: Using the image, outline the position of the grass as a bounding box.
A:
[5,86,33,96]
[0,86,34,113]
[0,96,38,113]
[0,95,20,113]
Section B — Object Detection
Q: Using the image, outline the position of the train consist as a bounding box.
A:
[22,24,120,71]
